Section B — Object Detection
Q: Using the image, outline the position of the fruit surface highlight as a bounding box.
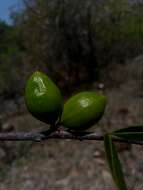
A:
[61,91,107,130]
[25,71,63,124]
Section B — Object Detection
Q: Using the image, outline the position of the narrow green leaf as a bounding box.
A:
[104,134,127,190]
[113,125,143,141]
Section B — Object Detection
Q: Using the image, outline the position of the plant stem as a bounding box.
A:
[0,130,142,145]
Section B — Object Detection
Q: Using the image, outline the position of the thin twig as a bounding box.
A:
[0,130,142,145]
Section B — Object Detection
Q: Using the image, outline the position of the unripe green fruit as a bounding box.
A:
[61,92,107,130]
[25,71,63,125]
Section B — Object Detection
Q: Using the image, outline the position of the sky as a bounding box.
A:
[0,0,21,24]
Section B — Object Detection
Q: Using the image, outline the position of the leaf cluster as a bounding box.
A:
[104,125,143,190]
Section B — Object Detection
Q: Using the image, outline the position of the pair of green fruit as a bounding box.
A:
[25,71,107,130]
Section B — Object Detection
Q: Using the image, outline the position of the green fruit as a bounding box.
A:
[25,71,63,125]
[61,92,107,130]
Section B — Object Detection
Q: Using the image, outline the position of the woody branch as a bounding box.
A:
[0,130,142,145]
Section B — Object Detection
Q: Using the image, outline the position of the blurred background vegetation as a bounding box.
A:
[1,0,143,97]
[0,0,143,189]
